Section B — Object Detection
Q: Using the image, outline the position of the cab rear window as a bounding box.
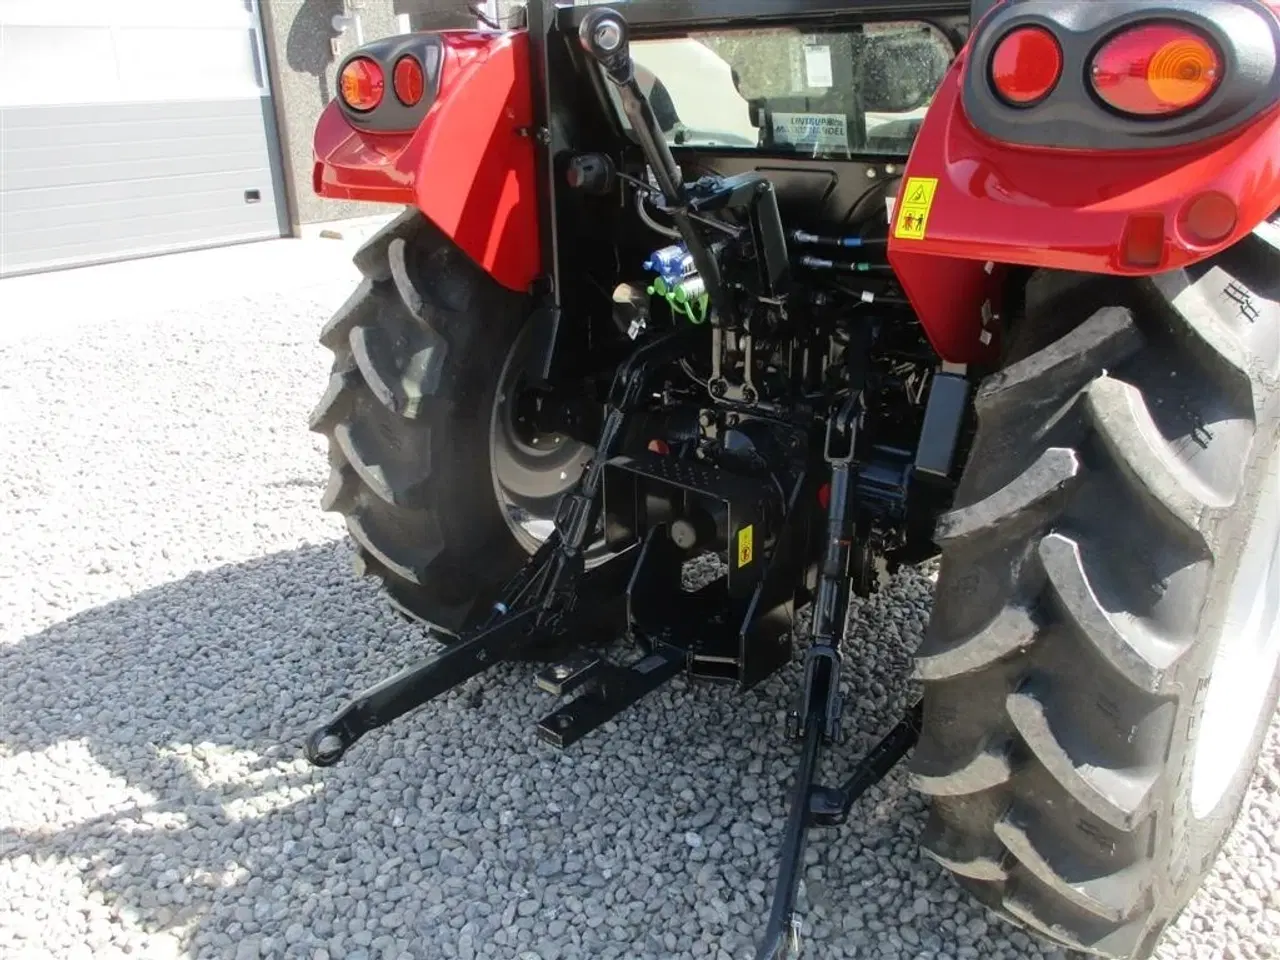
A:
[604,21,960,157]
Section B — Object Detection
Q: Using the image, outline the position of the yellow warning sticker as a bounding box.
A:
[893,176,939,241]
[737,525,754,568]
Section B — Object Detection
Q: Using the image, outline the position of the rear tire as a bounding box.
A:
[912,223,1280,957]
[310,209,589,636]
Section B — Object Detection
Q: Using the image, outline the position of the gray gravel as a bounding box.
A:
[2,238,1279,960]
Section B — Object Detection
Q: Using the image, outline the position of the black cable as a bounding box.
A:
[467,3,500,28]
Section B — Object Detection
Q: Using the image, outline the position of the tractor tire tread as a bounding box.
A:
[994,808,1152,922]
[1082,375,1226,544]
[914,219,1280,957]
[934,446,1081,546]
[913,604,1040,682]
[973,305,1143,417]
[311,208,528,635]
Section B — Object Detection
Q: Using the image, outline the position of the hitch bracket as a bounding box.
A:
[535,643,687,748]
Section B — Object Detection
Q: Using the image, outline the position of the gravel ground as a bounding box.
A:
[2,238,1279,960]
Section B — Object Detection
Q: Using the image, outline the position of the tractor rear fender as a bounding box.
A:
[312,30,540,294]
[889,0,1280,366]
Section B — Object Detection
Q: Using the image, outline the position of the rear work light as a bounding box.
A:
[340,57,384,112]
[990,25,1063,106]
[1090,24,1223,117]
[393,55,425,107]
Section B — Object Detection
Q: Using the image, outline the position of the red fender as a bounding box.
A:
[312,31,540,294]
[889,21,1280,366]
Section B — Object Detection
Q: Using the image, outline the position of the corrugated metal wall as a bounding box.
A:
[0,0,287,278]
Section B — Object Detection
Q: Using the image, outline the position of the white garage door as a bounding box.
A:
[0,0,287,278]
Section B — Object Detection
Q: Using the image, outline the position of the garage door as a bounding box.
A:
[0,0,287,278]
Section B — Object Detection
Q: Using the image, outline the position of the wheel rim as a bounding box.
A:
[1191,449,1280,819]
[488,324,607,559]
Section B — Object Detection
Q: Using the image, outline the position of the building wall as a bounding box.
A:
[260,0,395,229]
[0,1,290,278]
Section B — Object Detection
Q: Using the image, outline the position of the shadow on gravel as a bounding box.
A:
[0,542,431,954]
[0,543,1043,960]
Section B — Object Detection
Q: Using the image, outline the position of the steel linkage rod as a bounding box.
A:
[755,685,828,960]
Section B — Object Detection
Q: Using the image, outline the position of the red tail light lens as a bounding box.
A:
[1090,24,1222,117]
[340,57,384,112]
[393,55,425,107]
[1121,212,1166,268]
[990,26,1063,106]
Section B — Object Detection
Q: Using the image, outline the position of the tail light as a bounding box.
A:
[393,55,425,107]
[1121,212,1167,267]
[990,26,1063,106]
[1180,191,1238,245]
[1090,24,1223,117]
[340,57,385,112]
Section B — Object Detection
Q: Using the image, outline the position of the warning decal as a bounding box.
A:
[737,525,754,568]
[894,177,939,241]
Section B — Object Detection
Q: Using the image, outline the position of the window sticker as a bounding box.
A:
[804,44,833,88]
[771,112,848,151]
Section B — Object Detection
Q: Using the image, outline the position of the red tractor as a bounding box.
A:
[303,1,1280,956]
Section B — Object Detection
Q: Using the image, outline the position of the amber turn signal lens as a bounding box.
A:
[990,25,1063,106]
[393,56,425,107]
[340,57,384,112]
[1090,24,1222,117]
